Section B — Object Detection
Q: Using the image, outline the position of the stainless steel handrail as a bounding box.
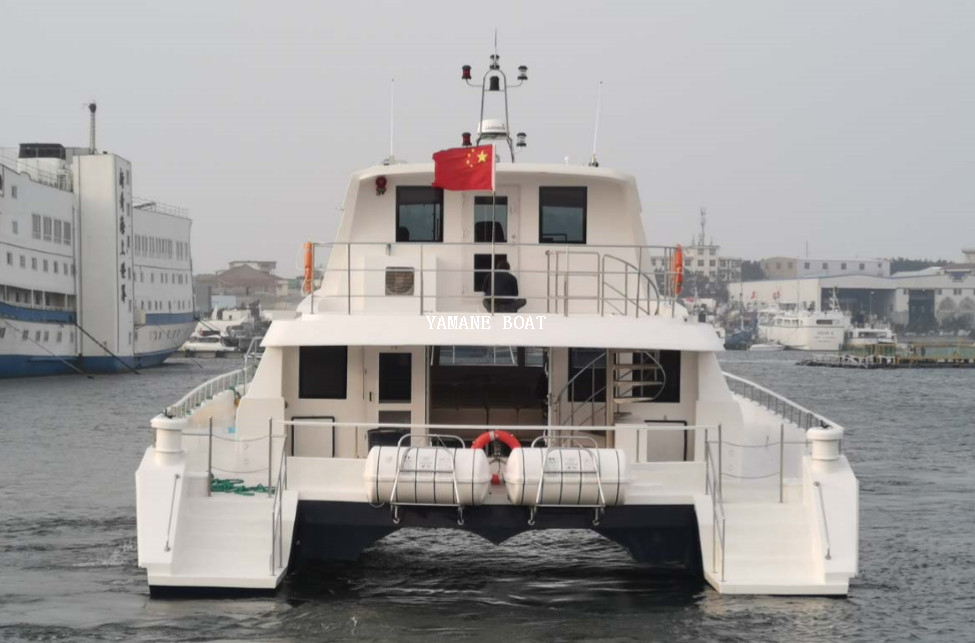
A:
[164,365,254,419]
[163,473,180,552]
[270,434,287,574]
[304,240,682,318]
[704,429,726,581]
[813,481,832,560]
[723,372,844,434]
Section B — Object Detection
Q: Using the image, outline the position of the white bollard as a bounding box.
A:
[807,426,844,466]
[151,416,187,464]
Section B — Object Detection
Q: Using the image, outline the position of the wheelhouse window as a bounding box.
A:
[299,346,348,399]
[539,187,586,244]
[474,196,507,242]
[396,186,443,242]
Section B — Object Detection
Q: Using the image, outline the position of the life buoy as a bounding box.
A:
[671,244,684,296]
[302,242,314,294]
[471,429,521,484]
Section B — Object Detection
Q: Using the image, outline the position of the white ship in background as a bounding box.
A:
[0,104,195,377]
[757,292,851,351]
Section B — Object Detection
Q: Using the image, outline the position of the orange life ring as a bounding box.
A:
[302,242,314,294]
[671,244,684,296]
[471,429,521,485]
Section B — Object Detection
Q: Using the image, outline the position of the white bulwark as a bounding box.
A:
[136,52,858,598]
[0,142,194,376]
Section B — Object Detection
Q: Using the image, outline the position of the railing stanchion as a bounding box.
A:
[207,417,213,497]
[346,242,352,314]
[267,418,273,496]
[718,424,723,501]
[779,423,784,503]
[419,243,424,314]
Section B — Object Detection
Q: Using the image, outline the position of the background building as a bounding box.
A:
[680,208,742,282]
[761,256,890,280]
[734,250,975,331]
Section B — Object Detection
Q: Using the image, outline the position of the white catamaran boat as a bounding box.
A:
[136,52,859,597]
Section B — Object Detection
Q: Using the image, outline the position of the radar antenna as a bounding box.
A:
[459,39,528,162]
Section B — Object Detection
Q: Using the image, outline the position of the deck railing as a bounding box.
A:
[723,372,844,434]
[303,241,682,318]
[163,365,254,419]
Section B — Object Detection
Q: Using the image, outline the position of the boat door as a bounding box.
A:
[468,187,520,303]
[362,347,427,455]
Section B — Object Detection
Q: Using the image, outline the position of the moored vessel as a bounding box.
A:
[136,50,859,597]
[0,106,195,377]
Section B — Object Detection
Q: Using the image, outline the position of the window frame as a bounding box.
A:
[395,186,444,243]
[538,186,587,244]
[298,346,349,399]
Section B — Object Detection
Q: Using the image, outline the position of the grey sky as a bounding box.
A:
[3,1,972,275]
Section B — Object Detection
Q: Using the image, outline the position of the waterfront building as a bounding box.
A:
[761,256,890,280]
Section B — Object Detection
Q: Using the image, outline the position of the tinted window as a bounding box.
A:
[396,186,443,242]
[299,346,348,399]
[474,196,507,242]
[379,353,412,402]
[539,187,586,244]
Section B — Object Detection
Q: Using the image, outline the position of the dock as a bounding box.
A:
[797,354,975,369]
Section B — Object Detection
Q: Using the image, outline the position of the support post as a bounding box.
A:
[207,417,213,497]
[779,423,784,503]
[346,243,351,314]
[267,418,273,496]
[717,424,723,501]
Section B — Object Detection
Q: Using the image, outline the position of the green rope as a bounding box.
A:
[210,477,274,496]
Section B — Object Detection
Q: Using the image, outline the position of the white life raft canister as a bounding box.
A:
[504,447,629,506]
[364,446,491,506]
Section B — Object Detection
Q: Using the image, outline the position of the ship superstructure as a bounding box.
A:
[136,51,859,597]
[0,108,194,376]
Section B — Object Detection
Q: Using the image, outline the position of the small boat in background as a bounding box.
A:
[748,342,785,352]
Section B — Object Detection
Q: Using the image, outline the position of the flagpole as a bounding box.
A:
[490,145,496,313]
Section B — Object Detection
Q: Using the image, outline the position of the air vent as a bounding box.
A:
[385,267,415,296]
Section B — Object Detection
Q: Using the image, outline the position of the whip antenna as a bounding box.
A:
[589,82,602,167]
[384,78,396,165]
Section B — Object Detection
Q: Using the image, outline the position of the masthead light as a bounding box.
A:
[518,65,528,81]
[461,132,472,147]
[516,132,527,148]
[461,65,472,81]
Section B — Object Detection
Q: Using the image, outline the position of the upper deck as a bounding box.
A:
[302,163,684,320]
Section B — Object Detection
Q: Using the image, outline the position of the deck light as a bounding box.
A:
[516,132,527,148]
[462,65,472,80]
[518,65,528,81]
[488,75,501,92]
[375,175,387,196]
[461,132,472,147]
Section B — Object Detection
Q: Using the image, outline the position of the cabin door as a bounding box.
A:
[363,347,426,453]
[469,186,520,301]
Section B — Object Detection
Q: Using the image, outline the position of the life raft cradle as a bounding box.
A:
[385,431,609,527]
[528,435,608,527]
[388,433,467,526]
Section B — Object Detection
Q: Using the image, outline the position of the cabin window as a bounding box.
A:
[539,187,586,244]
[299,346,348,399]
[474,196,508,242]
[396,186,443,242]
[379,352,412,402]
[569,348,605,402]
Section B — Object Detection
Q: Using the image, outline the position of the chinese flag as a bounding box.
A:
[432,144,495,191]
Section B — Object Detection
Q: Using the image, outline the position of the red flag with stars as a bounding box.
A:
[432,144,495,191]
